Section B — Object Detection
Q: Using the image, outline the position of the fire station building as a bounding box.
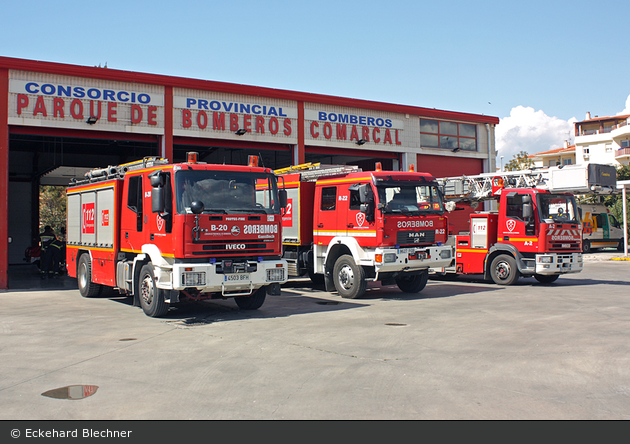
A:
[0,56,499,289]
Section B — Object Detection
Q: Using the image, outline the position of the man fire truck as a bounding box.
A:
[66,153,288,317]
[435,163,617,285]
[275,162,455,298]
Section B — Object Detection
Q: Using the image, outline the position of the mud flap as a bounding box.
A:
[266,283,281,296]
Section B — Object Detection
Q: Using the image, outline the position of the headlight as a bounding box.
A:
[439,249,452,259]
[384,253,397,263]
[266,268,285,282]
[182,271,206,286]
[538,256,553,264]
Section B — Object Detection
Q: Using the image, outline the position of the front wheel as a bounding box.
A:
[138,263,169,318]
[332,254,367,299]
[395,271,429,293]
[534,274,559,284]
[490,254,519,285]
[235,286,266,310]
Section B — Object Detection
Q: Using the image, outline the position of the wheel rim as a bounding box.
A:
[495,261,511,281]
[140,274,154,305]
[78,263,87,290]
[337,264,355,291]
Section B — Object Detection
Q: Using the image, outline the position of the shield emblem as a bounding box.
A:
[156,215,164,232]
[356,212,366,227]
[506,219,516,232]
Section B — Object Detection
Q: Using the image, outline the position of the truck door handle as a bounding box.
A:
[317,223,324,228]
[347,224,354,228]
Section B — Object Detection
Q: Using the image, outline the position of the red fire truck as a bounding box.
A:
[435,163,617,285]
[66,153,288,317]
[275,162,455,298]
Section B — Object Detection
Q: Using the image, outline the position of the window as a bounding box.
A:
[127,175,143,232]
[349,188,361,210]
[321,187,337,211]
[420,119,477,150]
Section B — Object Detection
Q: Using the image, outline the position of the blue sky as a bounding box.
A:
[2,0,629,163]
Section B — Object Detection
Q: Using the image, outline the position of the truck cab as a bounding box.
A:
[454,188,583,285]
[278,163,454,299]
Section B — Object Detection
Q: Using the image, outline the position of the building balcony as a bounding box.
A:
[611,121,630,141]
[616,147,630,160]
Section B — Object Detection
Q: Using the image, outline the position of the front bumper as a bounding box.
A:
[158,260,288,295]
[534,252,583,275]
[367,245,455,276]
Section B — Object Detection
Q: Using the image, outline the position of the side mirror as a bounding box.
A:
[152,187,165,213]
[150,172,165,187]
[357,184,373,204]
[191,201,204,214]
[278,189,288,209]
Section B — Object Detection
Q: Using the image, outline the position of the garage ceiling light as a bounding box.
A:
[86,116,98,125]
[356,139,367,145]
[235,129,247,136]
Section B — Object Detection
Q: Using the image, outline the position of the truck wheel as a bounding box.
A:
[395,271,429,293]
[235,286,266,310]
[534,274,559,284]
[77,254,102,298]
[138,263,169,318]
[582,240,591,253]
[333,254,367,299]
[490,254,519,285]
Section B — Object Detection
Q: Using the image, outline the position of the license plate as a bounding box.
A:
[409,252,428,260]
[224,273,250,282]
[562,244,570,248]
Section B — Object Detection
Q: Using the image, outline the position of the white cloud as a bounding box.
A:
[495,106,576,166]
[617,93,630,115]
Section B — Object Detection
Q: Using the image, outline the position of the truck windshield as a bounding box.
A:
[377,184,445,215]
[537,194,579,223]
[175,170,280,215]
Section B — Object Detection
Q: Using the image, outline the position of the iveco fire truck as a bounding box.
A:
[66,153,288,317]
[275,162,454,298]
[435,163,617,285]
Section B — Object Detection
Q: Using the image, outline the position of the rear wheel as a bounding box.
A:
[395,271,429,293]
[77,254,102,298]
[138,263,169,318]
[490,254,519,285]
[333,254,367,299]
[235,286,266,310]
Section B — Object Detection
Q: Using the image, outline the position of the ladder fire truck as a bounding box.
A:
[434,163,617,285]
[66,153,288,317]
[275,162,455,298]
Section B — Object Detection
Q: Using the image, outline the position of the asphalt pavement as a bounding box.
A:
[1,251,629,420]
